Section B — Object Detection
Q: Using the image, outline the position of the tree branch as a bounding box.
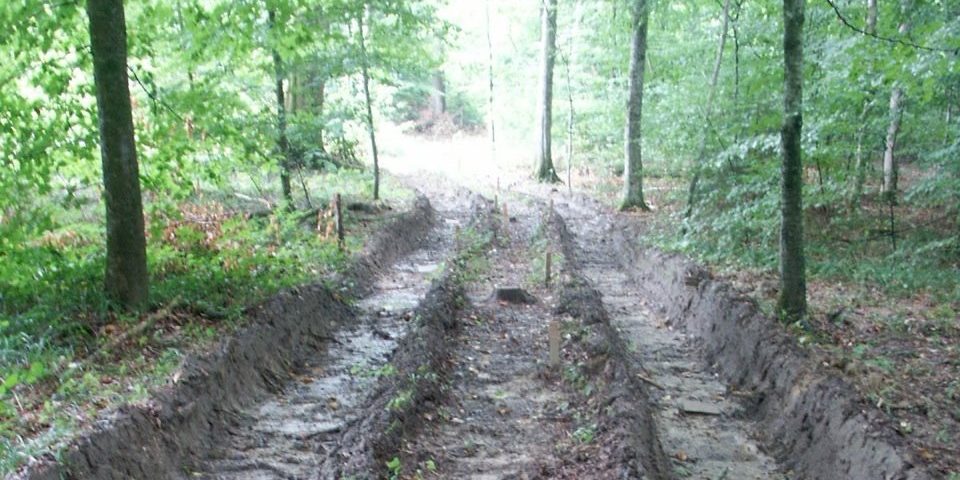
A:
[823,0,958,54]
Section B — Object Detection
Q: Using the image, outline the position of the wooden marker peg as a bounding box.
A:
[335,193,345,251]
[455,225,462,250]
[549,319,561,369]
[545,250,553,287]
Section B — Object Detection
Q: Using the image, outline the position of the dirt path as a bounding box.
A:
[394,199,590,479]
[551,196,784,479]
[191,198,469,479]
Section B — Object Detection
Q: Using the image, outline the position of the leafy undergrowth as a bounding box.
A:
[583,166,959,477]
[0,171,411,474]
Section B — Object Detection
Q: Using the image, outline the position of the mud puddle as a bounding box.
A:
[552,198,785,479]
[192,217,459,479]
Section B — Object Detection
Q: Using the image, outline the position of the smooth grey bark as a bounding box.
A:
[535,0,561,183]
[486,0,497,169]
[778,0,807,320]
[620,0,651,210]
[87,0,149,308]
[882,86,904,200]
[881,6,912,202]
[849,0,879,209]
[683,0,732,219]
[268,8,294,209]
[850,99,873,208]
[357,10,380,200]
[431,70,446,116]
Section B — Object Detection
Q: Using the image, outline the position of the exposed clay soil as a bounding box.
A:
[12,177,942,480]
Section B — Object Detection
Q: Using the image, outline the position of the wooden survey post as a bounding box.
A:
[549,319,560,369]
[335,193,344,251]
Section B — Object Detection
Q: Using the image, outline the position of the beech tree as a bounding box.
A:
[778,0,807,320]
[535,0,560,183]
[86,0,149,308]
[620,0,652,210]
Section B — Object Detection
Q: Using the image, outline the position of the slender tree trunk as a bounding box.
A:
[87,0,149,308]
[683,0,731,219]
[881,4,912,203]
[850,100,873,208]
[535,0,561,183]
[315,75,327,153]
[431,70,446,116]
[357,11,380,200]
[733,0,741,136]
[486,0,497,173]
[882,86,903,200]
[778,0,807,320]
[268,9,293,209]
[565,1,583,193]
[848,0,879,209]
[620,0,651,210]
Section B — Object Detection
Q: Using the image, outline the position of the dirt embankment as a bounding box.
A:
[602,208,932,479]
[545,206,674,479]
[15,196,437,480]
[318,193,498,479]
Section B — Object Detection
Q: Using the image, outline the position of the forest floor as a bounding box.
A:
[7,129,957,479]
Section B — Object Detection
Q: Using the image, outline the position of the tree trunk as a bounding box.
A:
[431,70,446,116]
[882,86,903,201]
[357,10,380,200]
[881,3,912,203]
[778,0,807,320]
[850,100,872,209]
[866,0,877,35]
[315,75,327,152]
[535,0,561,183]
[620,0,651,210]
[683,0,731,219]
[486,0,497,173]
[87,0,149,309]
[268,9,294,209]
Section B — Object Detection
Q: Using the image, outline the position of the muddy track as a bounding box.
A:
[315,192,498,479]
[547,200,780,479]
[548,192,931,480]
[383,195,680,479]
[16,196,438,480]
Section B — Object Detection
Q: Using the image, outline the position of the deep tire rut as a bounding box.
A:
[395,199,583,479]
[192,201,471,479]
[551,197,784,479]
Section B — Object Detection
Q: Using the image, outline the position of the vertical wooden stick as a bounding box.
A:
[455,225,462,251]
[545,249,553,287]
[335,193,345,251]
[549,319,560,369]
[502,202,509,222]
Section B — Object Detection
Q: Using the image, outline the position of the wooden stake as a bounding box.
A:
[502,202,509,222]
[549,319,560,369]
[545,250,553,287]
[335,193,345,251]
[455,225,462,251]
